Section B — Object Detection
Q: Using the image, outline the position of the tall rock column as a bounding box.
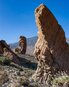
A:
[19,36,27,54]
[32,4,69,84]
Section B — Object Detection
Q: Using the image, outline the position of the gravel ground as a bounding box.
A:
[0,55,69,87]
[0,55,39,87]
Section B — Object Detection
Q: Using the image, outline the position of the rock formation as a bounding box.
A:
[15,47,21,54]
[0,41,5,54]
[19,36,27,54]
[0,40,20,64]
[3,48,13,59]
[32,4,69,84]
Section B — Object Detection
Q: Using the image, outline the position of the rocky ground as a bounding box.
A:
[0,65,36,87]
[0,54,69,87]
[0,54,40,87]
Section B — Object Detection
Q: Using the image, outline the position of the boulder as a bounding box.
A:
[19,36,27,54]
[15,47,21,54]
[32,4,69,84]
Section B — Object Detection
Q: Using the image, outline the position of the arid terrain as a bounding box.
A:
[0,54,38,87]
[0,37,69,87]
[0,3,69,87]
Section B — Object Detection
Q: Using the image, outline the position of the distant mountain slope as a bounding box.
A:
[27,36,37,46]
[66,38,69,43]
[10,36,69,55]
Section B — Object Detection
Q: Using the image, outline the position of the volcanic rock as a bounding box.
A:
[32,4,69,84]
[19,36,27,54]
[15,47,21,54]
[0,40,6,54]
[3,48,13,59]
[0,40,20,64]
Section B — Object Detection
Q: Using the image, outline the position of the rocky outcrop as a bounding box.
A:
[19,36,27,54]
[15,47,21,54]
[0,40,10,55]
[32,4,69,84]
[0,41,5,54]
[0,40,20,64]
[3,48,13,59]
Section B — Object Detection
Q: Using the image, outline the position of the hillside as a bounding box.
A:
[66,38,69,43]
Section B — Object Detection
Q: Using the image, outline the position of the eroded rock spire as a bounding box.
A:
[32,4,69,84]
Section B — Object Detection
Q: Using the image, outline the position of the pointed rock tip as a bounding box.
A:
[38,3,46,7]
[35,4,46,13]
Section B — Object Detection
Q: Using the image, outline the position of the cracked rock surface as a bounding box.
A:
[31,4,69,85]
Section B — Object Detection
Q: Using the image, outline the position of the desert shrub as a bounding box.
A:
[20,77,29,86]
[52,75,69,87]
[3,59,11,65]
[0,56,6,65]
[28,83,39,87]
[0,56,11,65]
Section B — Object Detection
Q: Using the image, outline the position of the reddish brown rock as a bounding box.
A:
[32,4,69,84]
[15,47,21,54]
[0,41,5,54]
[3,48,13,59]
[0,40,20,64]
[19,36,27,54]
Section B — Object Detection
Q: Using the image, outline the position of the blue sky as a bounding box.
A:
[0,0,69,43]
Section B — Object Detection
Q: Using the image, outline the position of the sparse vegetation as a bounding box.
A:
[20,77,29,86]
[3,58,11,65]
[0,56,11,65]
[52,74,69,87]
[0,56,6,63]
[10,62,23,71]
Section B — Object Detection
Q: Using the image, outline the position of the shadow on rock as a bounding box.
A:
[18,56,37,70]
